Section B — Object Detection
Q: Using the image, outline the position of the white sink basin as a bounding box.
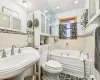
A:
[0,47,40,79]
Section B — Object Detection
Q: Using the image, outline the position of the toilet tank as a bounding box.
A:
[39,45,50,65]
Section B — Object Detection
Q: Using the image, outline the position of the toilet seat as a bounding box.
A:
[45,60,62,70]
[42,60,63,73]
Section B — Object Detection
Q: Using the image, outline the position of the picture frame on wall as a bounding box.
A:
[2,6,19,19]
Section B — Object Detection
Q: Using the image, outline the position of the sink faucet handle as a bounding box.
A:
[0,49,7,58]
[11,45,17,55]
[18,46,24,53]
[18,48,21,53]
[80,51,83,53]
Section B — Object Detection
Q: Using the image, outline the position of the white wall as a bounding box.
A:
[0,0,27,32]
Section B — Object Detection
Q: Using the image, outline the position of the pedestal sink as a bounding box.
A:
[0,47,40,79]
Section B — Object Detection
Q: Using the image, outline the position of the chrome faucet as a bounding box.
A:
[0,49,7,58]
[11,45,17,55]
[18,46,24,53]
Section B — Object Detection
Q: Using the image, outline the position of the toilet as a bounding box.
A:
[42,60,63,80]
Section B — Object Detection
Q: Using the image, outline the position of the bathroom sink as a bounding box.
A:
[0,47,40,79]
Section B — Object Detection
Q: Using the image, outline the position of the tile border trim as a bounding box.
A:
[0,29,34,35]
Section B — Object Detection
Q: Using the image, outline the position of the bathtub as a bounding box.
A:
[49,49,91,78]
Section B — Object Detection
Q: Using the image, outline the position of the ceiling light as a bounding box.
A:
[57,6,60,9]
[74,0,79,4]
[23,0,28,7]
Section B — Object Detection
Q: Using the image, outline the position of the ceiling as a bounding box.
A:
[46,0,86,14]
[11,0,86,14]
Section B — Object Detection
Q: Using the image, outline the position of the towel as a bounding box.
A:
[95,26,100,74]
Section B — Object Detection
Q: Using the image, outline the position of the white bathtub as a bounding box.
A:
[50,49,88,61]
[49,49,91,78]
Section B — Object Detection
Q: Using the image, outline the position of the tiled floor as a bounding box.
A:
[59,73,83,80]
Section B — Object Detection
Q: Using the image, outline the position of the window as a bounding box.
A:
[59,16,77,39]
[13,18,21,30]
[0,13,10,28]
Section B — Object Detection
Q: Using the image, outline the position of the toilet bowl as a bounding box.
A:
[42,60,63,80]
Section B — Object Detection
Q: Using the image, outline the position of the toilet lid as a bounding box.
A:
[45,60,62,70]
